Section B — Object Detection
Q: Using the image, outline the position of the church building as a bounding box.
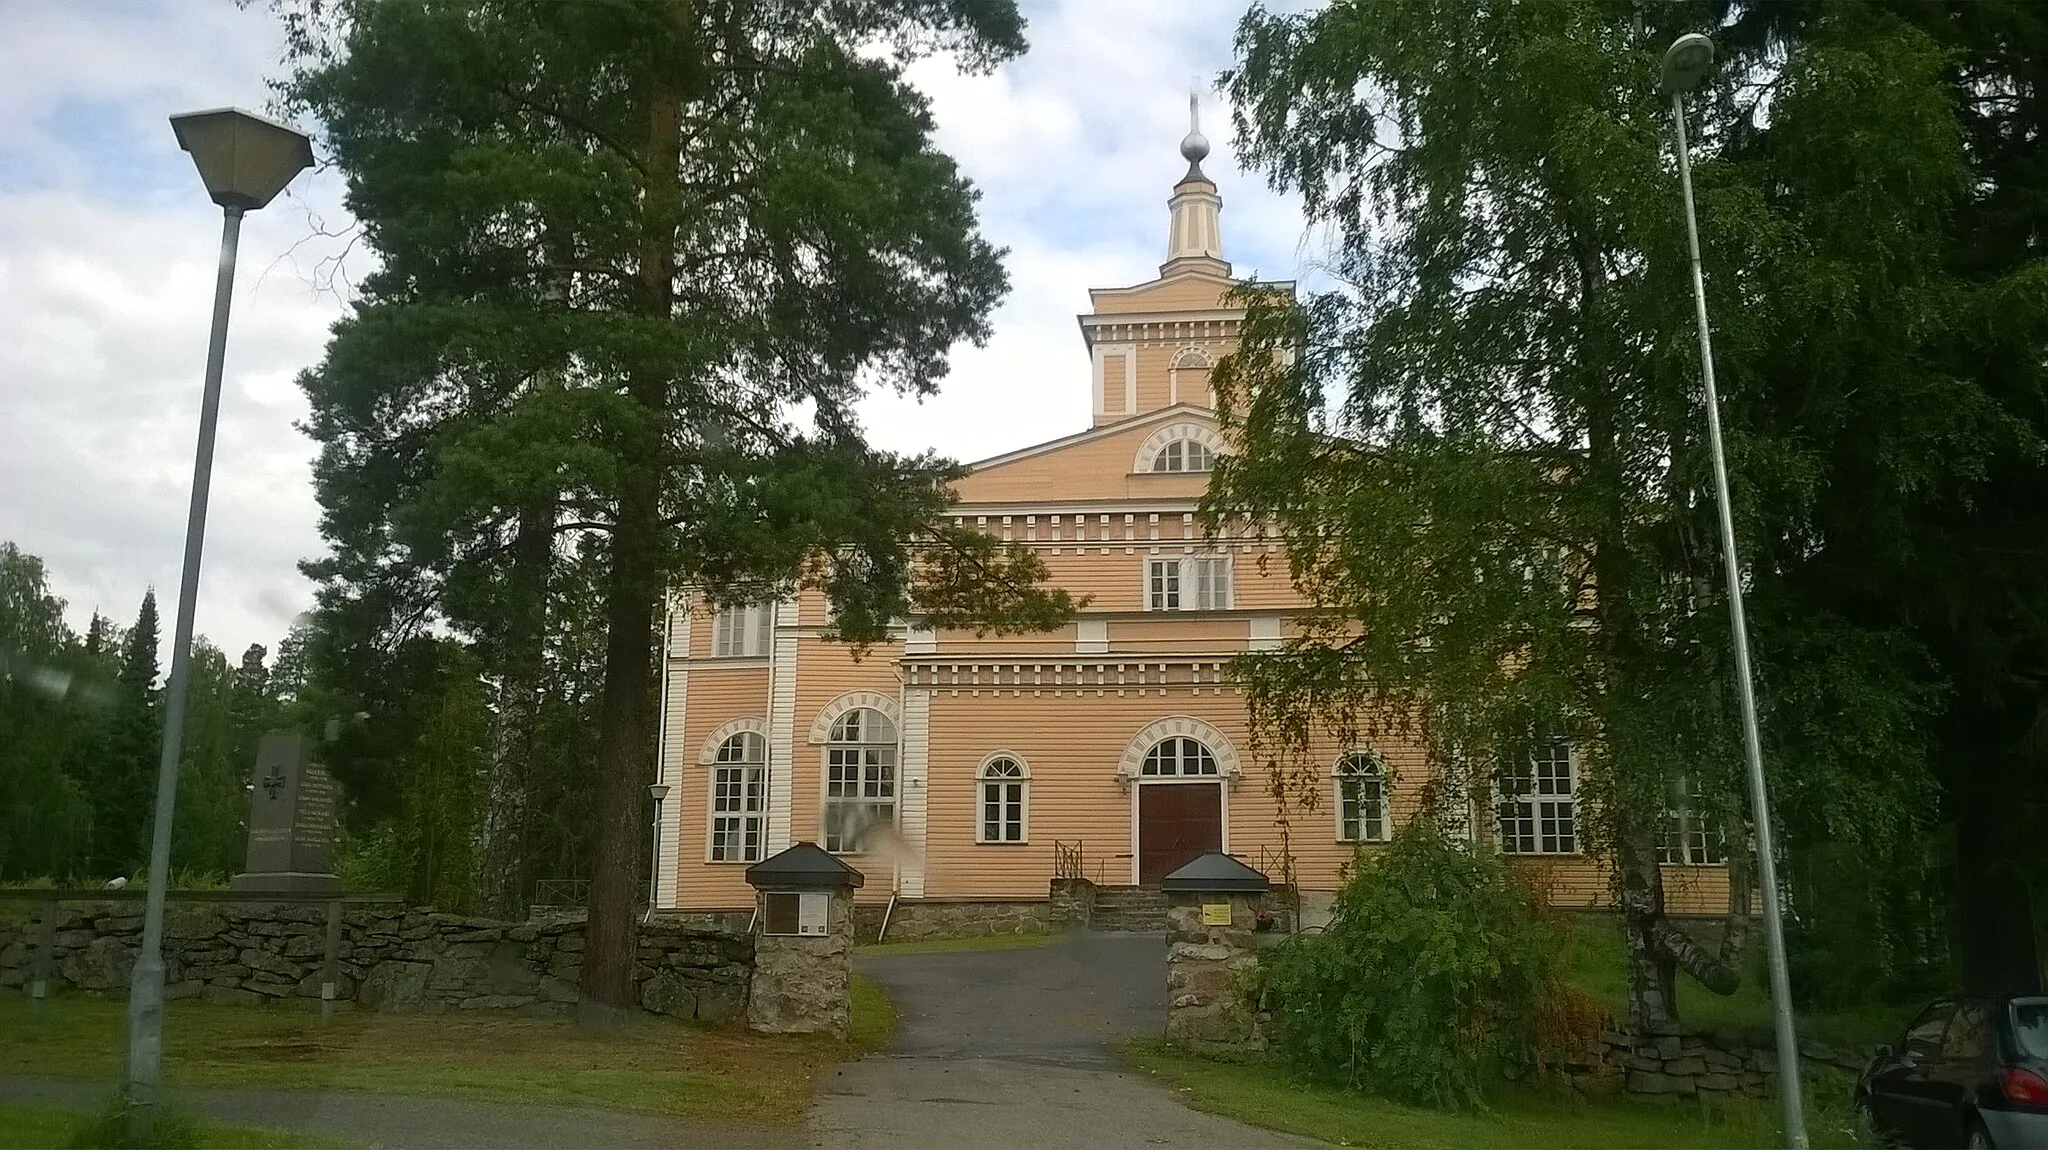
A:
[650,109,1728,927]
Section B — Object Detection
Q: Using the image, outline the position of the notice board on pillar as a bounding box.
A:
[763,892,832,936]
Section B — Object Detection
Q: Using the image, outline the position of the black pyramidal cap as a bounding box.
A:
[1159,851,1269,893]
[745,841,865,889]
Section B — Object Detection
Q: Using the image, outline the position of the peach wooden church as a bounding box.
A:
[650,108,1728,926]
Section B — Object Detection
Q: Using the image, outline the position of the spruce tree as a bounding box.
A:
[94,590,163,877]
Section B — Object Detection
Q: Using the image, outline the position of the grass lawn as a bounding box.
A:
[1123,1041,1872,1150]
[0,1101,352,1150]
[0,977,895,1126]
[1562,916,1909,1050]
[856,930,1059,957]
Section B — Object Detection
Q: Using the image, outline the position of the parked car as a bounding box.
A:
[1855,994,2048,1148]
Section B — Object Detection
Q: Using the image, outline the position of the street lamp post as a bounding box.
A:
[646,783,671,924]
[124,108,314,1127]
[1661,34,1808,1149]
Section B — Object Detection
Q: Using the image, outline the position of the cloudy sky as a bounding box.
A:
[0,0,1314,660]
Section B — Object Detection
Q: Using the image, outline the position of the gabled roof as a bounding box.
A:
[745,842,865,889]
[962,404,1216,472]
[1160,851,1270,893]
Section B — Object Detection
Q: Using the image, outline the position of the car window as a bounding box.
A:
[1942,1002,1989,1060]
[1903,1001,1955,1057]
[2014,999,2048,1061]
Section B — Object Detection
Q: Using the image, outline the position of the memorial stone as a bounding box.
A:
[230,733,343,894]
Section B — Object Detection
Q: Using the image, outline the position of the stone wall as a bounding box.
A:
[747,888,854,1037]
[1563,1022,1875,1099]
[1049,878,1095,928]
[1163,891,1263,1045]
[0,900,751,1021]
[857,898,1053,943]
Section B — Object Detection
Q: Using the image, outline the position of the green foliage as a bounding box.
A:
[317,636,486,910]
[1260,823,1566,1109]
[277,0,1071,1004]
[1785,838,1954,1013]
[1,540,301,886]
[1215,0,2048,1021]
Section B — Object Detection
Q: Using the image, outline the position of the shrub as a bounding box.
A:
[1260,821,1566,1109]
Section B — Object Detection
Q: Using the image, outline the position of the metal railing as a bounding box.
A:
[1053,840,1086,881]
[533,878,590,907]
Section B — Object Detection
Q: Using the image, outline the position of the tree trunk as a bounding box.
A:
[478,498,553,919]
[578,473,660,1024]
[577,0,689,1026]
[1719,793,1754,968]
[1953,727,2045,995]
[1617,818,1680,1030]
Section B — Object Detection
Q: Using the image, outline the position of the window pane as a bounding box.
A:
[2013,1001,2048,1060]
[1142,742,1170,775]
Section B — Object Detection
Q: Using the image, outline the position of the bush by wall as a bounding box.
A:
[1259,823,1566,1109]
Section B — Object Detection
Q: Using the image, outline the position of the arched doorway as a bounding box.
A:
[1134,736,1223,885]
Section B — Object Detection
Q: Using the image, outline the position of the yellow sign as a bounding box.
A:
[1201,902,1233,926]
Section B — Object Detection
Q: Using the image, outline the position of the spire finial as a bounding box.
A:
[1179,87,1210,181]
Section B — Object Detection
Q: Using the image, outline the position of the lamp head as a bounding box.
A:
[169,107,314,211]
[1660,33,1716,98]
[649,783,671,802]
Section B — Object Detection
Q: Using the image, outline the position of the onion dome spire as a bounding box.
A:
[1179,90,1210,183]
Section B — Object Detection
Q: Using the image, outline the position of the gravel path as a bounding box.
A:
[806,933,1318,1149]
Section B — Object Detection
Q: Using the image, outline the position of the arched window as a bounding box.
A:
[1151,439,1214,473]
[1141,737,1220,777]
[1334,751,1388,843]
[824,708,896,853]
[977,755,1028,844]
[710,732,766,862]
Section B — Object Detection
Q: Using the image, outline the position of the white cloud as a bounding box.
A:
[0,0,1314,659]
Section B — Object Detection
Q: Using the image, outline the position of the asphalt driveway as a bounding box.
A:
[807,932,1316,1149]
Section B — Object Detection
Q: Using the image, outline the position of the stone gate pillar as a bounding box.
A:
[743,842,862,1038]
[1160,851,1269,1044]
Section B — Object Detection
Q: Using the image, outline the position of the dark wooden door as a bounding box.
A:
[1138,782,1222,885]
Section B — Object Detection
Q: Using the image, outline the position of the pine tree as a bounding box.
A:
[280,0,1073,1020]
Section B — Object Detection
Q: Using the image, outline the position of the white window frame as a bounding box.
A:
[707,732,767,863]
[711,602,773,658]
[1140,737,1220,777]
[1149,439,1216,473]
[822,707,897,854]
[976,753,1029,844]
[1658,778,1727,866]
[1146,555,1231,611]
[1497,740,1578,855]
[1334,751,1389,843]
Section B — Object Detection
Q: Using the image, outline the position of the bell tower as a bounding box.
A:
[1079,93,1278,428]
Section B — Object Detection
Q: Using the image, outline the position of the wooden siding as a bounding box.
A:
[652,220,1738,923]
[789,628,904,903]
[670,664,771,910]
[952,419,1182,504]
[1089,272,1233,314]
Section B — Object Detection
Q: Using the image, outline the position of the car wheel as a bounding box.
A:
[1965,1116,1995,1150]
